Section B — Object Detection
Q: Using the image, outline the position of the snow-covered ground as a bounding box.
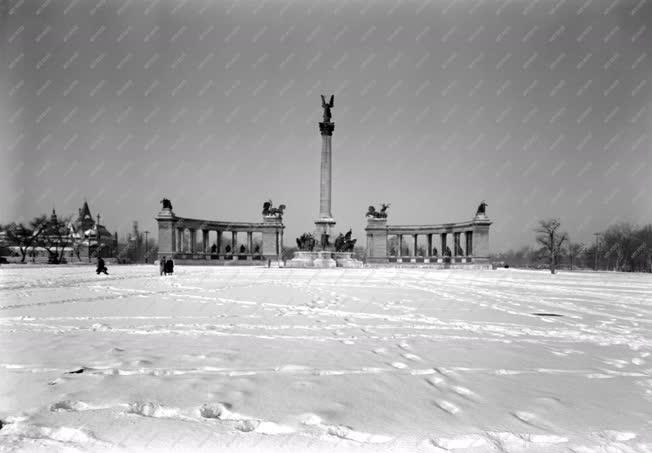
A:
[0,266,651,453]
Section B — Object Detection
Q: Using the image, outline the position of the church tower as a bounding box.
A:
[78,200,95,231]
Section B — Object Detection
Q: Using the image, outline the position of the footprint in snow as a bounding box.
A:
[425,375,447,389]
[451,385,478,401]
[510,411,556,431]
[433,400,460,415]
[128,401,182,418]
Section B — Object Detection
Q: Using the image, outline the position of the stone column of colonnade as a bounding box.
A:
[176,228,183,253]
[465,231,473,256]
[440,233,447,257]
[191,229,197,253]
[202,230,209,255]
[459,232,465,256]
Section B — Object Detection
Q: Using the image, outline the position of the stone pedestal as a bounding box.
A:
[334,252,363,268]
[262,215,283,262]
[365,217,388,263]
[313,251,337,268]
[287,251,317,268]
[314,218,336,251]
[472,214,491,262]
[156,208,176,261]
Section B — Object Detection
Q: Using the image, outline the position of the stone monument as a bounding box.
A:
[313,94,337,268]
[288,95,364,268]
[156,198,177,259]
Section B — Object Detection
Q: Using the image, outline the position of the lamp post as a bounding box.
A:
[593,232,601,271]
[144,230,149,263]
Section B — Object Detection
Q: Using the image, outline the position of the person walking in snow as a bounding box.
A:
[160,256,166,276]
[96,257,109,275]
[164,257,174,275]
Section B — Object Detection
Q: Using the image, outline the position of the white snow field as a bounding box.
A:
[0,266,651,453]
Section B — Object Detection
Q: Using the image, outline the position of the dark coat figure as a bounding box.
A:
[164,258,174,275]
[160,257,166,276]
[96,258,108,275]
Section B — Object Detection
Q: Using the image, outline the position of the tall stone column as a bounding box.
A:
[319,133,333,219]
[314,98,336,251]
[413,234,418,257]
[427,234,433,257]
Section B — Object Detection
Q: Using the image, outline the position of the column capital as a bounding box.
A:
[319,122,335,136]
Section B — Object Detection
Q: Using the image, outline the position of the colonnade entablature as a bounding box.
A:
[156,200,284,265]
[365,209,491,265]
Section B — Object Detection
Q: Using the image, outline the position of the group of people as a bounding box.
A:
[95,257,174,276]
[159,256,175,276]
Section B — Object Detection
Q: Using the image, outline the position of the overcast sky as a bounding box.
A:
[1,0,650,251]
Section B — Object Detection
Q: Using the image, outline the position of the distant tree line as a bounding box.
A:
[114,221,158,264]
[493,221,652,273]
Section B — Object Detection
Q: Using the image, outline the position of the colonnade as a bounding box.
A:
[365,215,491,264]
[156,208,284,264]
[390,231,473,257]
[175,228,261,257]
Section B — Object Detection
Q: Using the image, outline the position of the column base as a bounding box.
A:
[333,252,363,268]
[287,251,317,268]
[313,251,337,268]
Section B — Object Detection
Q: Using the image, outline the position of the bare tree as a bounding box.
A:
[40,216,74,264]
[567,242,584,271]
[3,215,48,263]
[535,219,568,274]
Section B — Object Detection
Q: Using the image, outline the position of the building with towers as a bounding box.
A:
[70,200,116,260]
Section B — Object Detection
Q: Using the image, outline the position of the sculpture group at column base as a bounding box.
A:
[286,251,363,268]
